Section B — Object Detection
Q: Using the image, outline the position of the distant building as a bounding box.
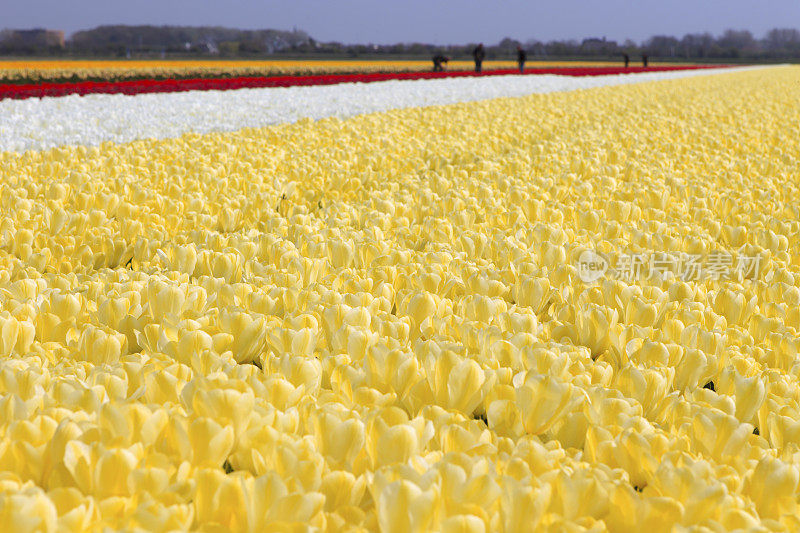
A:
[580,37,618,52]
[581,37,604,45]
[199,39,219,54]
[4,29,65,48]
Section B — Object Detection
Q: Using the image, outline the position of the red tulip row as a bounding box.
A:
[0,65,725,101]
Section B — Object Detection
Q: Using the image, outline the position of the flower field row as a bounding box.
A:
[0,65,721,101]
[1,66,799,531]
[0,59,634,84]
[0,66,753,153]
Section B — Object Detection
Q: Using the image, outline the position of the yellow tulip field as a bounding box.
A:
[1,66,799,530]
[0,59,621,83]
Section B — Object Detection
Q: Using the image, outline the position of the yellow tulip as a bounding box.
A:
[186,417,235,468]
[744,457,799,519]
[70,325,126,364]
[48,487,99,531]
[0,314,35,356]
[400,291,439,338]
[500,480,550,532]
[440,514,486,533]
[715,368,766,425]
[267,354,322,393]
[313,412,365,470]
[565,303,623,359]
[376,479,439,533]
[219,309,267,363]
[183,385,255,445]
[711,288,756,328]
[144,280,187,321]
[320,471,367,511]
[647,454,731,525]
[514,373,579,436]
[420,344,490,414]
[673,347,717,392]
[612,364,673,418]
[604,485,682,532]
[0,487,58,533]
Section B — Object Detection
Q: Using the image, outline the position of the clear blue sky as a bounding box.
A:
[6,0,800,44]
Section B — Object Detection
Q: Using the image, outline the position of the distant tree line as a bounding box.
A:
[0,26,313,57]
[3,25,800,60]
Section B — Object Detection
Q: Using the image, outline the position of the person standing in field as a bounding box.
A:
[642,54,648,67]
[623,53,630,68]
[473,43,485,72]
[432,54,449,72]
[517,45,527,73]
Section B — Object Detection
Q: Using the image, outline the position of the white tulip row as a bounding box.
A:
[0,66,764,153]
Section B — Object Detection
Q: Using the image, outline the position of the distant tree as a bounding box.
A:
[405,43,432,56]
[218,41,240,56]
[8,23,800,61]
[239,38,266,55]
[544,40,580,57]
[678,33,714,58]
[579,37,620,56]
[497,37,522,52]
[645,35,680,57]
[764,28,800,55]
[66,25,311,57]
[717,29,758,57]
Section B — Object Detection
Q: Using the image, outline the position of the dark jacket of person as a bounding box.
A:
[517,48,527,63]
[432,54,449,71]
[473,45,486,61]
